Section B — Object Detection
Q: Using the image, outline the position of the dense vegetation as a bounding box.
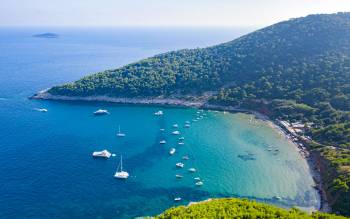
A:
[48,13,350,215]
[156,198,347,219]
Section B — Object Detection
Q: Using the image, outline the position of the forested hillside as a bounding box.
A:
[46,13,350,216]
[156,198,347,219]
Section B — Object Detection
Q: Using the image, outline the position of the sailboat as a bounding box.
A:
[116,125,126,137]
[114,155,129,179]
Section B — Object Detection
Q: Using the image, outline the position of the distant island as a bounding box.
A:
[33,32,59,38]
[32,13,350,217]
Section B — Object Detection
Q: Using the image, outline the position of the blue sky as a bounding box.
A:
[1,0,350,27]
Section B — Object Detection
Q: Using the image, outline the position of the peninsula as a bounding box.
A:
[32,13,350,216]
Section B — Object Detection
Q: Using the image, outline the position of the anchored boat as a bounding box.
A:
[114,155,129,179]
[92,149,111,159]
[93,109,109,115]
[116,125,126,137]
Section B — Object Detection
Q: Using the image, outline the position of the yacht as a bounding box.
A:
[160,140,166,144]
[160,128,165,131]
[185,124,190,128]
[194,177,201,181]
[114,155,129,179]
[188,168,196,173]
[173,124,179,128]
[154,110,163,116]
[93,109,109,115]
[172,130,180,135]
[169,148,176,155]
[92,150,111,159]
[174,197,182,201]
[182,155,189,160]
[116,125,126,137]
[195,181,204,186]
[179,137,185,140]
[176,162,184,168]
[185,121,190,124]
[34,108,48,112]
[175,174,183,178]
[178,142,185,145]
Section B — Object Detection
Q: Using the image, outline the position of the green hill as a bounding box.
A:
[155,198,347,219]
[43,13,350,216]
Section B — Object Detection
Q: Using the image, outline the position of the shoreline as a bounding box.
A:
[30,90,329,212]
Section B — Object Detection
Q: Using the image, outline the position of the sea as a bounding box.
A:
[0,27,320,218]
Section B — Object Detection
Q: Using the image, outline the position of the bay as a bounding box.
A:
[0,27,319,218]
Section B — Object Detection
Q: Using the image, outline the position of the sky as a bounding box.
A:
[1,0,350,27]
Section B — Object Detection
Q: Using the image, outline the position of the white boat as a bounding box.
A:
[173,124,179,128]
[93,109,109,115]
[179,137,185,140]
[169,148,176,155]
[175,174,183,178]
[185,124,190,128]
[160,128,165,131]
[176,162,184,168]
[92,149,111,159]
[188,168,196,172]
[192,119,198,122]
[114,155,129,179]
[34,108,48,112]
[160,140,166,144]
[182,155,189,160]
[116,125,126,137]
[172,130,180,135]
[154,110,164,116]
[194,177,201,181]
[185,121,190,124]
[178,142,185,145]
[174,197,182,201]
[195,181,204,186]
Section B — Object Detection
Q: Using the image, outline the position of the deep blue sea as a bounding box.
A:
[0,27,319,218]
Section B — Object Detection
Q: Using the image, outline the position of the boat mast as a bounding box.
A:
[120,155,123,171]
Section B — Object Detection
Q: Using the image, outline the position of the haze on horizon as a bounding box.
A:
[1,0,350,27]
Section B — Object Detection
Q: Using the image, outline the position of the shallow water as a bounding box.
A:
[0,27,319,218]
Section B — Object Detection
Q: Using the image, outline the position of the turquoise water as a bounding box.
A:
[0,27,319,218]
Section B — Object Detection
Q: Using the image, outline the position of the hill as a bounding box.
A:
[156,198,347,219]
[34,13,350,216]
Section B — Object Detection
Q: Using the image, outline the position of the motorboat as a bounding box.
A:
[176,162,184,168]
[174,197,182,201]
[93,109,109,115]
[188,168,196,173]
[34,108,48,112]
[160,140,166,144]
[182,155,189,160]
[92,150,111,159]
[169,148,176,155]
[172,131,180,135]
[175,174,183,178]
[173,124,179,128]
[195,181,204,186]
[154,110,163,116]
